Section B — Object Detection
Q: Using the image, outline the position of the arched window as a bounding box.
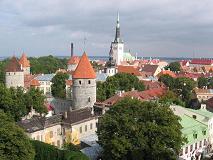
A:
[88,80,91,84]
[88,97,91,102]
[79,81,81,85]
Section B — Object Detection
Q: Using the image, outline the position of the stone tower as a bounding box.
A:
[19,53,30,75]
[72,52,96,110]
[111,12,124,65]
[5,56,24,88]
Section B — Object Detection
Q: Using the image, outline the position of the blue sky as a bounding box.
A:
[1,0,213,58]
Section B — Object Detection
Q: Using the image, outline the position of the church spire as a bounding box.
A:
[114,12,122,43]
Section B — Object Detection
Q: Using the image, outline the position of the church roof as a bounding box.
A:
[5,56,22,72]
[67,56,80,65]
[72,52,96,79]
[19,53,30,67]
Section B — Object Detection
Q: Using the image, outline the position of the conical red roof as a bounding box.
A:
[67,56,80,65]
[72,52,96,79]
[5,56,22,72]
[19,53,30,67]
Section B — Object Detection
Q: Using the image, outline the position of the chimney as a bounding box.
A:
[71,43,74,57]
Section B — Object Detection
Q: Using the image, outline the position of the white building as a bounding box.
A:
[35,74,55,96]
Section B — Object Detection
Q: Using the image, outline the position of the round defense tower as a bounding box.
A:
[5,56,24,88]
[72,52,96,110]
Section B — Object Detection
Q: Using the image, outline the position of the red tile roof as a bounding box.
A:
[67,56,80,65]
[103,88,166,106]
[5,56,22,72]
[72,52,96,79]
[117,65,142,76]
[141,64,159,75]
[30,79,40,86]
[141,80,166,90]
[19,53,30,67]
[66,80,72,86]
[157,70,177,78]
[190,59,213,65]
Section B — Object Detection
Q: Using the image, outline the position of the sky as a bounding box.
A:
[0,0,213,58]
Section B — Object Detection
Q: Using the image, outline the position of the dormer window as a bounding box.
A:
[202,130,206,135]
[193,133,197,139]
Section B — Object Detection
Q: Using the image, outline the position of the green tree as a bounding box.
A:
[165,62,181,72]
[0,110,35,160]
[174,77,196,105]
[197,77,208,89]
[0,84,47,121]
[32,140,88,160]
[97,98,185,160]
[25,88,47,114]
[97,73,145,101]
[159,91,185,106]
[51,72,69,99]
[158,74,175,89]
[29,55,67,74]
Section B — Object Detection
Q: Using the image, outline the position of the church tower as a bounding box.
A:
[72,52,96,110]
[111,12,124,65]
[104,45,117,76]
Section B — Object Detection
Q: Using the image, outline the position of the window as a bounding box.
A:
[203,130,206,135]
[199,141,202,147]
[80,127,82,133]
[185,147,188,154]
[50,131,53,138]
[195,143,197,150]
[88,97,91,102]
[57,128,61,135]
[179,149,183,156]
[190,145,193,152]
[41,135,43,141]
[36,135,40,141]
[204,139,207,146]
[52,142,55,146]
[57,140,60,147]
[79,81,81,85]
[90,123,93,130]
[88,80,91,84]
[85,125,87,132]
[193,133,197,139]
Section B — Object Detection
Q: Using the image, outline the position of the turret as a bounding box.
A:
[72,52,96,110]
[5,56,24,88]
[19,53,30,75]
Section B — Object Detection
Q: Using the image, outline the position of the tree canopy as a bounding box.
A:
[97,98,185,160]
[51,72,69,99]
[97,73,145,101]
[29,55,67,74]
[0,110,35,160]
[159,75,196,105]
[165,62,181,72]
[32,140,89,160]
[0,84,47,121]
